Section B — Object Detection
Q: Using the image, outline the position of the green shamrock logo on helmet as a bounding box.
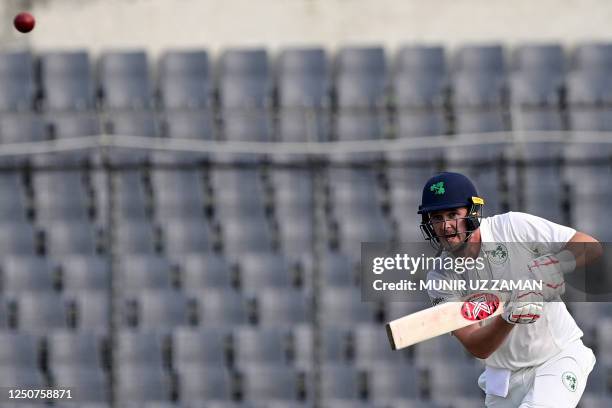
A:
[430,181,445,195]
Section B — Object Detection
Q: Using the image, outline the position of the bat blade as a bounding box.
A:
[386,293,504,350]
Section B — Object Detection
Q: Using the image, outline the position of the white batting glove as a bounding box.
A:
[527,252,575,300]
[502,289,543,324]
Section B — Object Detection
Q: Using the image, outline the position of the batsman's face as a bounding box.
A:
[428,207,469,247]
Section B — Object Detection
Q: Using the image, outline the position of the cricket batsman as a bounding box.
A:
[419,172,602,407]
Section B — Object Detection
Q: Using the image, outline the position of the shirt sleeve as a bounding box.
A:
[507,212,576,253]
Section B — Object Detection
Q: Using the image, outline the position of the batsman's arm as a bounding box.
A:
[563,231,603,270]
[452,316,514,359]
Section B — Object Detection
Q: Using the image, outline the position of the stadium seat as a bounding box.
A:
[511,109,564,131]
[0,113,48,143]
[39,50,95,111]
[292,324,314,369]
[336,46,386,76]
[335,211,394,261]
[49,366,109,402]
[60,255,110,291]
[237,252,293,291]
[365,364,420,400]
[116,255,174,292]
[1,256,56,292]
[393,74,447,110]
[277,212,315,258]
[65,291,109,334]
[106,111,160,137]
[413,335,472,366]
[580,395,612,408]
[573,42,612,72]
[0,50,35,111]
[319,363,363,399]
[151,167,206,219]
[188,288,249,326]
[42,221,99,256]
[336,111,385,141]
[425,361,485,402]
[32,171,90,222]
[566,71,612,106]
[220,48,269,78]
[319,288,378,325]
[233,326,291,365]
[278,47,328,78]
[219,215,274,254]
[0,221,38,255]
[239,364,302,401]
[113,220,159,255]
[352,324,402,366]
[452,73,505,109]
[254,288,311,325]
[159,217,212,255]
[509,72,563,107]
[171,326,229,369]
[454,44,505,74]
[177,253,232,289]
[176,366,232,401]
[115,329,165,368]
[513,43,565,76]
[158,49,211,109]
[46,330,105,369]
[219,48,270,109]
[0,331,40,368]
[115,365,172,403]
[568,108,612,131]
[396,110,448,139]
[222,110,272,141]
[48,111,101,139]
[122,290,189,331]
[395,45,446,77]
[335,46,387,110]
[13,292,68,334]
[162,110,214,140]
[99,50,153,110]
[0,367,46,387]
[278,109,330,142]
[0,173,28,221]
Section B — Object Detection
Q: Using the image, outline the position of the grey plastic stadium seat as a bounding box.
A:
[352,324,400,366]
[320,326,351,363]
[580,396,612,408]
[0,113,47,143]
[115,364,171,403]
[567,71,612,106]
[320,364,362,399]
[124,290,189,331]
[255,288,310,325]
[163,110,214,139]
[319,288,377,325]
[0,221,37,255]
[454,110,508,134]
[33,171,90,223]
[160,218,212,255]
[0,367,46,387]
[50,366,109,402]
[220,48,269,78]
[278,76,330,108]
[151,168,206,219]
[336,112,385,140]
[220,79,271,109]
[513,43,565,76]
[395,111,449,139]
[39,50,95,111]
[189,289,249,326]
[2,256,56,293]
[61,255,110,291]
[66,291,110,334]
[366,365,420,400]
[511,109,564,131]
[337,46,386,76]
[113,220,158,255]
[0,332,40,368]
[159,50,210,109]
[320,401,384,408]
[314,252,356,287]
[115,329,165,368]
[291,324,314,369]
[222,111,272,141]
[106,111,159,137]
[239,364,301,401]
[178,254,232,289]
[278,48,328,77]
[112,170,151,221]
[13,292,68,334]
[509,73,563,107]
[219,216,274,254]
[277,215,315,258]
[452,73,505,109]
[0,50,35,111]
[394,73,447,111]
[426,362,484,401]
[172,327,228,369]
[116,255,173,292]
[0,173,27,222]
[414,334,472,366]
[233,326,290,365]
[43,221,99,256]
[336,75,387,109]
[574,42,612,72]
[48,112,101,139]
[336,212,393,261]
[563,143,612,195]
[46,330,104,369]
[99,50,153,110]
[237,252,292,291]
[278,109,330,142]
[396,45,446,76]
[212,168,267,218]
[455,44,505,74]
[568,108,612,131]
[177,366,232,401]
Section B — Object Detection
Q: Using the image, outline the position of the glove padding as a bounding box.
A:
[527,254,566,300]
[502,289,543,324]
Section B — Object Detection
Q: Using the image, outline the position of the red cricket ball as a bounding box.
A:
[14,12,35,33]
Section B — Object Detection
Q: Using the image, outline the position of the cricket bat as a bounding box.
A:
[386,293,505,350]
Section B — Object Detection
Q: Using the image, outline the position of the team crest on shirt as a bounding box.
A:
[485,243,508,265]
[562,371,577,392]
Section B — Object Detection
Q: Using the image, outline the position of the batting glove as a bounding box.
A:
[527,251,575,300]
[502,289,543,324]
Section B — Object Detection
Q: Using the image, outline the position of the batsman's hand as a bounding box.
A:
[527,254,566,301]
[502,289,543,324]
